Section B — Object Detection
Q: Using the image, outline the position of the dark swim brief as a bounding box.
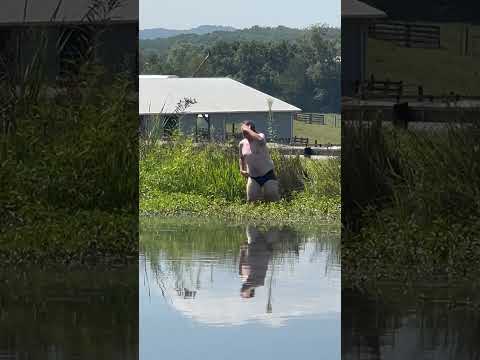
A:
[250,170,276,187]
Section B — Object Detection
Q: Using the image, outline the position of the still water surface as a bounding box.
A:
[343,285,480,360]
[140,219,341,360]
[0,266,138,359]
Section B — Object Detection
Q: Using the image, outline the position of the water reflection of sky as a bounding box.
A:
[140,223,340,360]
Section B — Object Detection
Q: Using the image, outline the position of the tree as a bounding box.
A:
[138,26,341,113]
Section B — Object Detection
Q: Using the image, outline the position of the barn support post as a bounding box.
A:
[195,116,198,142]
[207,116,211,142]
[222,115,226,141]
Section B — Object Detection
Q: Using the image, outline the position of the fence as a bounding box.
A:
[224,133,339,147]
[295,113,341,127]
[354,77,425,100]
[353,75,478,102]
[369,22,441,49]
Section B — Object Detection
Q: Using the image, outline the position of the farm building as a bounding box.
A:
[139,76,302,140]
[0,0,137,81]
[342,0,387,97]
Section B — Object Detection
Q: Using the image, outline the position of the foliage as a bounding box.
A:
[139,25,338,54]
[140,25,341,113]
[139,140,341,224]
[0,1,138,265]
[343,122,480,285]
[1,70,138,264]
[0,74,138,264]
[140,25,237,40]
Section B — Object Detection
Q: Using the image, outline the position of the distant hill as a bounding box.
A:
[139,25,237,40]
[140,25,340,55]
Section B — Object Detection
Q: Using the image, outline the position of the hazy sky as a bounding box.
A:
[140,0,340,30]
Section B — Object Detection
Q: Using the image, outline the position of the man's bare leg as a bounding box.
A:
[246,177,263,202]
[263,180,280,202]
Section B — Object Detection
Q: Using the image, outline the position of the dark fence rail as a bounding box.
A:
[355,77,425,100]
[369,22,441,49]
[224,132,340,147]
[295,113,341,127]
[342,102,480,130]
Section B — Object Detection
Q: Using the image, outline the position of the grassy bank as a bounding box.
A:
[0,72,138,265]
[140,139,340,224]
[342,122,480,285]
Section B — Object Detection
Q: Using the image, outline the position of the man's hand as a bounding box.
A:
[241,123,250,133]
[241,123,263,142]
[240,170,249,178]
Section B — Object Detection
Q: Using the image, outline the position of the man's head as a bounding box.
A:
[242,120,256,132]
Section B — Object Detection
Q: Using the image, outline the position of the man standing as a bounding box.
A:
[239,120,280,202]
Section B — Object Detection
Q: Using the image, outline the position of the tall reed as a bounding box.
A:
[342,121,480,231]
[140,139,340,203]
[343,120,480,282]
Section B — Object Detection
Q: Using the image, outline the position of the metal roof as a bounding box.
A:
[139,77,302,115]
[342,0,387,19]
[0,0,137,24]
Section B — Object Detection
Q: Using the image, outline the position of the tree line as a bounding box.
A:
[139,26,340,113]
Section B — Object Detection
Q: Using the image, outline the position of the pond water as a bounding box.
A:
[140,219,341,360]
[0,266,138,360]
[343,286,480,360]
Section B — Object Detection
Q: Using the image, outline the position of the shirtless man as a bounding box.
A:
[239,120,280,202]
[239,225,276,298]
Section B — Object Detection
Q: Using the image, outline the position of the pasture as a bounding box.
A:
[367,23,480,96]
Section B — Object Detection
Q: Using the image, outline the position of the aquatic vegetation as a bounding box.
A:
[0,71,138,265]
[342,121,480,285]
[0,5,138,265]
[139,139,340,224]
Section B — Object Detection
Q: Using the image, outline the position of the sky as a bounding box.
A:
[140,0,340,30]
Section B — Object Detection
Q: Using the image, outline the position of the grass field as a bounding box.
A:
[293,119,341,145]
[367,23,480,95]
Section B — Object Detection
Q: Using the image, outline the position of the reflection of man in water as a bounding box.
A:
[239,225,277,299]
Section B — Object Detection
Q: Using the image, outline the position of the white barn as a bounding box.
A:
[139,76,302,140]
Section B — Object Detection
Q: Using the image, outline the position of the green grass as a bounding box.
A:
[353,23,480,286]
[342,122,480,286]
[139,138,340,224]
[293,119,341,145]
[367,23,480,95]
[1,70,138,266]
